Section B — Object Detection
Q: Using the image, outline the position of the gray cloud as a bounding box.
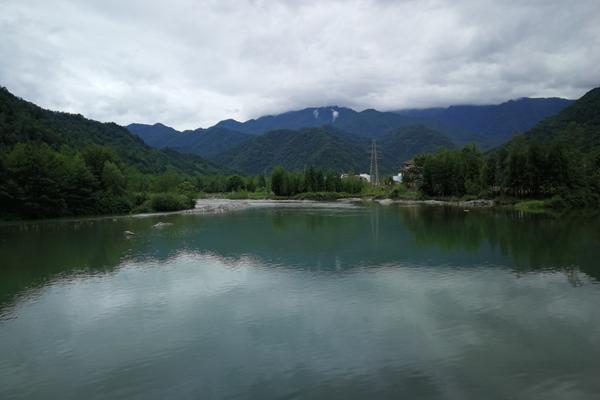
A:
[1,0,599,129]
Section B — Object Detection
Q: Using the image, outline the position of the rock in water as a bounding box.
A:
[377,199,394,206]
[153,222,173,229]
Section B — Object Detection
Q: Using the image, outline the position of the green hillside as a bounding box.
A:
[0,87,229,219]
[0,87,224,175]
[215,128,369,174]
[379,126,455,172]
[524,87,600,150]
[127,123,252,159]
[215,125,454,174]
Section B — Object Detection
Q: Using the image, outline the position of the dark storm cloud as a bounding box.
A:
[1,0,598,129]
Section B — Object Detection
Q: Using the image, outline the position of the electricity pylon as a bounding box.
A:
[369,140,380,186]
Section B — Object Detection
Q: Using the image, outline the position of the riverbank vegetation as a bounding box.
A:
[415,139,600,211]
[0,143,202,219]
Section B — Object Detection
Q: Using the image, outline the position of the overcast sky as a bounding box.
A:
[1,0,599,130]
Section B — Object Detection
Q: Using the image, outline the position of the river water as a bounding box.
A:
[1,202,599,399]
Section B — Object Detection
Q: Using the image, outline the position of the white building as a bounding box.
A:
[359,173,371,183]
[392,172,403,184]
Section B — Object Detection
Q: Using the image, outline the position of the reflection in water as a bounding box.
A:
[400,207,600,278]
[1,205,600,309]
[1,204,600,399]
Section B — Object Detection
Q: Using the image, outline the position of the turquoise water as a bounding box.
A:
[1,203,599,399]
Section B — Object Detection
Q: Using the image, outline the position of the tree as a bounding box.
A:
[152,169,183,192]
[62,155,99,215]
[177,180,196,199]
[245,177,257,192]
[82,146,119,180]
[461,145,483,195]
[101,161,126,195]
[271,166,288,196]
[257,175,267,190]
[325,170,341,192]
[226,175,245,192]
[4,143,66,218]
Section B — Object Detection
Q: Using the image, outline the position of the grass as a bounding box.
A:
[514,199,550,213]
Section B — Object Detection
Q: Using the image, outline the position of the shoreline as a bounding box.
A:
[1,196,562,225]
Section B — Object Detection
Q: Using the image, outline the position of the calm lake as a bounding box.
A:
[1,202,599,399]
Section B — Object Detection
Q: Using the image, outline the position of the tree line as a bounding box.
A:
[415,139,600,207]
[0,143,199,219]
[3,137,599,220]
[270,166,366,196]
[0,142,368,219]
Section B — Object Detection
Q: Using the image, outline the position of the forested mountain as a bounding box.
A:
[397,97,574,148]
[214,126,453,174]
[0,87,225,175]
[127,98,572,172]
[214,128,369,174]
[128,123,251,159]
[127,123,180,147]
[378,126,454,171]
[523,88,600,150]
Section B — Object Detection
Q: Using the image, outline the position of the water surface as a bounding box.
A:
[1,203,599,399]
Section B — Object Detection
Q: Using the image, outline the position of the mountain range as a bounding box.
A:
[128,97,574,174]
[397,97,574,147]
[1,85,588,178]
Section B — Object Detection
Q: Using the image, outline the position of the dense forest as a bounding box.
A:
[270,166,366,197]
[0,143,203,219]
[414,141,600,208]
[0,87,228,219]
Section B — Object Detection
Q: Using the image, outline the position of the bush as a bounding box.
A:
[547,195,567,210]
[149,193,195,212]
[98,194,133,214]
[130,192,149,207]
[389,185,407,199]
[131,200,153,214]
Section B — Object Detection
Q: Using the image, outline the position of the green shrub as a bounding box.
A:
[149,193,195,212]
[389,186,406,199]
[98,195,133,214]
[547,195,567,210]
[130,192,149,207]
[131,200,153,214]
